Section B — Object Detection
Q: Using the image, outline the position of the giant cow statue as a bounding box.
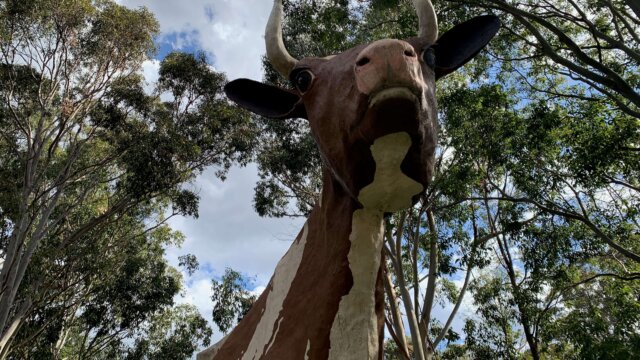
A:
[198,0,499,359]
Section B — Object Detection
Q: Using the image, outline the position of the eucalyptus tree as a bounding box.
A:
[0,0,254,356]
[443,0,640,267]
[9,214,211,360]
[438,81,640,359]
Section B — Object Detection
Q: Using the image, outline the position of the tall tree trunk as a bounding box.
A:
[0,301,29,360]
[498,237,540,360]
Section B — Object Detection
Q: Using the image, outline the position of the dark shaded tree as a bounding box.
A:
[0,0,255,356]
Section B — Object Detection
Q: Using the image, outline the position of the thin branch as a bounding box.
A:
[433,251,474,348]
[419,210,438,345]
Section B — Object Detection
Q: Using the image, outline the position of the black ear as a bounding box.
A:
[434,15,500,80]
[224,79,307,119]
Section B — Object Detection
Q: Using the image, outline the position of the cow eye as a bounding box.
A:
[292,69,314,93]
[422,47,436,69]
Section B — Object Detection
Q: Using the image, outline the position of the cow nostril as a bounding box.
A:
[356,57,370,67]
[404,49,416,57]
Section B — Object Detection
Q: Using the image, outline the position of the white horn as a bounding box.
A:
[412,0,438,43]
[265,0,298,78]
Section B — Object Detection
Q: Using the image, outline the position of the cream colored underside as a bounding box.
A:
[305,339,311,359]
[328,132,423,359]
[327,208,384,360]
[358,132,424,212]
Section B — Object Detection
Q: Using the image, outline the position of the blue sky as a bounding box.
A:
[154,31,201,60]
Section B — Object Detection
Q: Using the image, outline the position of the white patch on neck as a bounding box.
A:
[358,132,424,212]
[328,209,384,359]
[241,223,309,360]
[305,339,311,359]
[328,132,424,359]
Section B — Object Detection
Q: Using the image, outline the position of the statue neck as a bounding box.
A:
[203,169,385,360]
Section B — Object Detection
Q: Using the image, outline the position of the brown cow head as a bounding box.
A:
[226,0,499,211]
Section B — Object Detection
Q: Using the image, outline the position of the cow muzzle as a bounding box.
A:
[354,39,426,101]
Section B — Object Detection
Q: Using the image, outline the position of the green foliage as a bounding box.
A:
[9,201,196,359]
[124,305,212,360]
[463,276,521,360]
[178,254,200,276]
[438,81,640,357]
[253,117,322,217]
[0,0,254,357]
[81,2,158,65]
[383,339,409,360]
[370,0,400,11]
[211,268,257,334]
[548,276,640,359]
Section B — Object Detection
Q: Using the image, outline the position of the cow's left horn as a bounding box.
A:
[413,0,438,43]
[266,0,298,78]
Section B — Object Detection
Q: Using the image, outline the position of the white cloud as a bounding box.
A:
[250,285,267,298]
[177,277,214,317]
[165,165,303,286]
[119,0,272,80]
[140,59,160,94]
